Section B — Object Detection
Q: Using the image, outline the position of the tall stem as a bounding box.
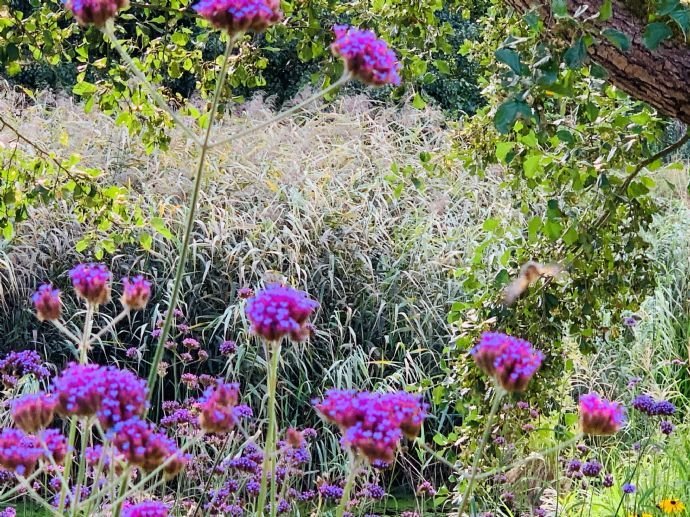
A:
[111,466,132,517]
[145,34,237,401]
[335,452,358,517]
[457,388,505,517]
[256,341,281,516]
[80,303,95,364]
[613,435,652,516]
[70,418,92,515]
[90,308,130,344]
[58,417,79,514]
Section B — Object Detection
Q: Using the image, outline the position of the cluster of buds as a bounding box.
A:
[245,284,319,343]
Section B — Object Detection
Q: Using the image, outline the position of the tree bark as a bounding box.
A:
[503,0,690,124]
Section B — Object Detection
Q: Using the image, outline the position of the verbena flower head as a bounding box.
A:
[632,394,676,416]
[652,399,676,416]
[578,392,626,436]
[582,460,602,477]
[238,287,254,299]
[331,25,401,86]
[40,429,68,464]
[31,284,61,321]
[471,332,544,392]
[53,363,148,428]
[122,500,169,517]
[0,429,43,475]
[314,389,428,463]
[121,275,152,310]
[11,393,57,433]
[199,382,241,433]
[603,473,614,487]
[622,483,636,494]
[192,0,282,34]
[109,417,187,478]
[64,0,129,26]
[0,350,50,381]
[219,339,237,355]
[660,419,675,435]
[0,508,16,517]
[69,263,111,305]
[245,284,318,342]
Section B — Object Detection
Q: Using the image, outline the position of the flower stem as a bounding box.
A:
[257,341,281,517]
[144,34,237,402]
[111,466,131,517]
[457,388,505,517]
[207,73,351,150]
[58,417,79,514]
[70,418,92,515]
[90,308,130,344]
[335,452,358,517]
[80,303,95,364]
[613,435,652,517]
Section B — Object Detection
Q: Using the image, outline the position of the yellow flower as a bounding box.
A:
[658,498,686,514]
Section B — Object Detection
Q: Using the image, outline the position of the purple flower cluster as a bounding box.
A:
[0,508,16,517]
[0,350,50,384]
[108,417,188,478]
[416,480,436,496]
[199,382,241,433]
[314,389,427,463]
[11,393,57,433]
[69,263,112,305]
[578,392,626,436]
[192,0,282,34]
[622,483,636,494]
[660,419,675,435]
[32,284,62,321]
[331,25,401,86]
[122,275,152,310]
[245,284,318,342]
[0,429,44,475]
[220,340,237,355]
[64,0,129,26]
[121,500,169,517]
[632,394,676,416]
[318,483,344,500]
[53,363,148,429]
[582,460,602,477]
[471,332,544,392]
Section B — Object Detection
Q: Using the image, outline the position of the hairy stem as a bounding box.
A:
[335,452,358,517]
[145,34,237,401]
[257,341,281,517]
[90,308,130,344]
[457,388,505,517]
[58,418,79,514]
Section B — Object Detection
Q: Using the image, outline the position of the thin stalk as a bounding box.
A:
[457,388,506,517]
[102,22,202,146]
[111,466,132,517]
[58,417,78,513]
[80,304,95,364]
[70,418,92,515]
[0,469,43,503]
[207,73,351,150]
[335,452,358,517]
[51,320,81,347]
[145,34,237,402]
[191,433,233,516]
[613,435,652,517]
[16,475,59,516]
[90,308,130,344]
[256,341,281,516]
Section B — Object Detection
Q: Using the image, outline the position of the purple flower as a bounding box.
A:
[181,373,199,389]
[622,483,635,494]
[0,350,50,381]
[238,287,254,299]
[603,474,614,487]
[40,429,68,464]
[651,400,676,416]
[578,392,626,436]
[126,347,139,359]
[220,340,237,355]
[318,483,344,500]
[32,284,62,322]
[627,376,642,389]
[297,490,316,502]
[582,460,602,477]
[64,0,129,26]
[360,483,386,500]
[192,0,282,34]
[500,491,515,505]
[69,263,111,305]
[108,417,188,478]
[199,382,241,434]
[246,478,261,494]
[632,394,655,414]
[245,284,318,342]
[182,337,200,349]
[660,419,675,435]
[416,481,436,497]
[331,25,401,86]
[0,508,16,517]
[0,429,43,475]
[11,393,57,433]
[516,401,529,410]
[121,275,152,310]
[471,332,544,392]
[122,501,169,517]
[567,459,582,473]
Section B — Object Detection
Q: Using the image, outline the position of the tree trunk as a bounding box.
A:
[503,0,690,124]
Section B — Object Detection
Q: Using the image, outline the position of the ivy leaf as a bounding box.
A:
[494,100,532,134]
[643,22,673,49]
[564,38,587,69]
[602,28,631,51]
[495,48,523,75]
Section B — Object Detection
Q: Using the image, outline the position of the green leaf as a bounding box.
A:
[523,154,543,178]
[602,28,631,51]
[527,217,542,243]
[494,100,532,134]
[562,226,579,245]
[72,81,98,96]
[483,218,500,232]
[412,93,427,109]
[552,0,568,17]
[495,48,522,75]
[643,22,673,50]
[598,0,612,21]
[151,217,174,239]
[139,232,153,250]
[564,38,587,69]
[495,142,515,163]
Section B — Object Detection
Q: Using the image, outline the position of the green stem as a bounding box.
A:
[90,308,130,344]
[613,435,652,517]
[70,418,92,515]
[191,434,232,516]
[102,22,202,146]
[58,417,78,514]
[111,466,131,517]
[457,388,505,517]
[80,303,95,364]
[145,34,237,402]
[335,452,358,517]
[256,341,281,516]
[207,73,351,150]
